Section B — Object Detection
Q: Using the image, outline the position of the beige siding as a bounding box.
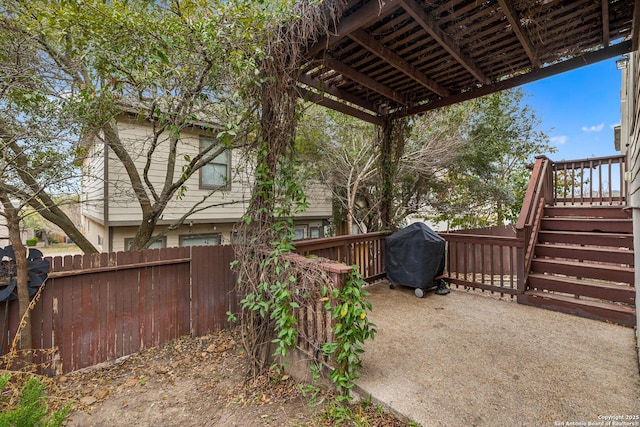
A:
[620,51,640,352]
[111,223,238,252]
[0,215,12,247]
[110,218,327,253]
[104,117,332,224]
[106,118,254,224]
[299,181,333,219]
[81,140,106,224]
[625,54,640,202]
[81,116,333,253]
[80,217,107,252]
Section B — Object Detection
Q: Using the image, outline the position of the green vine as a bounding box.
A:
[323,267,376,400]
[237,137,377,394]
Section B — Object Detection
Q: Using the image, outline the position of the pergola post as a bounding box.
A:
[378,115,406,231]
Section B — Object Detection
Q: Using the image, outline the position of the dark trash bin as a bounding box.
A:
[385,222,448,297]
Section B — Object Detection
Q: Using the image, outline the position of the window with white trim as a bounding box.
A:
[179,233,221,247]
[294,225,307,240]
[310,226,323,239]
[125,237,166,250]
[199,137,230,190]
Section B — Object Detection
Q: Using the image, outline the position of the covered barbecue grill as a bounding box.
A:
[385,222,447,298]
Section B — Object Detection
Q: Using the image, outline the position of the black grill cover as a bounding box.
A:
[385,222,445,289]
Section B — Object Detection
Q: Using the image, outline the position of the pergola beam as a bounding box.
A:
[325,56,407,106]
[601,0,610,47]
[305,0,401,58]
[349,28,450,97]
[298,73,380,114]
[402,40,632,117]
[297,88,384,126]
[401,0,490,84]
[497,0,541,68]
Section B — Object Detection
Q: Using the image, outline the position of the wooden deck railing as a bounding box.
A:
[515,155,554,293]
[440,226,522,296]
[294,232,387,283]
[291,153,629,299]
[552,154,626,205]
[274,252,352,363]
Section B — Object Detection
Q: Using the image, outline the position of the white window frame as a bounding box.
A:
[179,233,222,247]
[199,137,231,190]
[124,237,166,250]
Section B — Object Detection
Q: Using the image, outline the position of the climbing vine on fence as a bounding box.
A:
[323,268,376,399]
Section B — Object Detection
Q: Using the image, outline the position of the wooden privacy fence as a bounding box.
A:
[1,246,238,375]
[1,244,357,375]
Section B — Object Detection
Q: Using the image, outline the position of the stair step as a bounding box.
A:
[519,290,636,327]
[527,273,635,304]
[540,218,632,233]
[534,244,634,265]
[544,206,631,219]
[530,258,634,284]
[537,231,633,248]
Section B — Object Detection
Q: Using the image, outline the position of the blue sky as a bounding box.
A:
[521,57,624,161]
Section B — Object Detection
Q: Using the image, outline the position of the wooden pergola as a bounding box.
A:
[299,0,639,125]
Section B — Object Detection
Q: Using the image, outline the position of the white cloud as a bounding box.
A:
[581,123,604,133]
[550,135,567,145]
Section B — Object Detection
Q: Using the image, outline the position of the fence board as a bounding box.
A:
[210,246,224,333]
[80,264,92,370]
[190,245,237,337]
[96,254,109,370]
[176,247,191,343]
[2,241,342,374]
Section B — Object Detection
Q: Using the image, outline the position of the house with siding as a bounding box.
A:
[80,111,333,253]
[618,50,640,354]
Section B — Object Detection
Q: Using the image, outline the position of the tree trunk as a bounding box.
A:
[379,121,393,230]
[129,211,157,250]
[496,199,504,226]
[0,195,32,363]
[346,211,354,236]
[378,116,405,231]
[246,90,279,233]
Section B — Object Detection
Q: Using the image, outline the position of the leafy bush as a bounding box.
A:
[48,233,64,244]
[26,238,39,247]
[0,374,70,427]
[322,268,376,400]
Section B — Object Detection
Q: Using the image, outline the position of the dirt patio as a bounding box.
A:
[355,282,640,427]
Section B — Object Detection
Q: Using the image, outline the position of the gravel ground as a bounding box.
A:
[356,282,640,427]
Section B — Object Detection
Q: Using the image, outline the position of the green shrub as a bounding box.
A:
[26,238,39,247]
[0,374,70,427]
[48,234,63,244]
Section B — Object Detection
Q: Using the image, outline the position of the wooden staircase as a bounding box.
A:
[519,205,636,326]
